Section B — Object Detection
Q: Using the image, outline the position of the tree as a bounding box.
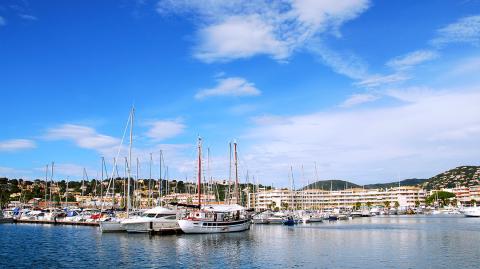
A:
[354,202,361,210]
[471,199,477,206]
[415,200,421,208]
[426,191,455,207]
[366,202,372,208]
[384,201,391,208]
[394,201,400,208]
[270,201,276,210]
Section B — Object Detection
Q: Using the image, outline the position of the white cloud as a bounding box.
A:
[308,41,368,80]
[44,124,120,154]
[158,0,370,62]
[340,93,379,108]
[387,50,438,70]
[355,73,409,88]
[145,120,186,141]
[195,15,289,62]
[0,166,32,178]
[242,89,480,184]
[0,16,6,26]
[0,139,36,152]
[449,56,480,77]
[19,14,37,20]
[229,104,258,115]
[195,77,261,99]
[431,15,480,47]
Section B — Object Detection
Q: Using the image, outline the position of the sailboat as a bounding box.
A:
[177,138,251,234]
[99,107,135,233]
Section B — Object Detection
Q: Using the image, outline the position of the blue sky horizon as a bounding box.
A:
[1,0,480,187]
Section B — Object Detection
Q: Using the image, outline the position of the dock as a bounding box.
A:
[13,219,99,227]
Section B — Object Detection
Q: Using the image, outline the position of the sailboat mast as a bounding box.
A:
[127,106,134,217]
[159,150,163,206]
[234,142,239,204]
[228,142,232,204]
[149,153,152,207]
[50,162,54,206]
[44,164,49,208]
[197,137,202,207]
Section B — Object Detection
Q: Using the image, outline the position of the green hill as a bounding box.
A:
[422,166,480,190]
[301,180,360,191]
[364,178,428,189]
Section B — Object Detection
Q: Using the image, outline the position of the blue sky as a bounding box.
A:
[1,0,480,186]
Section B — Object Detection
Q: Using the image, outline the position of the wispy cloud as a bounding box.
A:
[355,73,409,88]
[145,120,186,141]
[44,124,120,153]
[0,139,36,152]
[387,50,438,70]
[340,93,379,108]
[19,14,37,20]
[431,15,480,47]
[243,88,480,184]
[195,77,261,99]
[229,104,258,115]
[0,166,32,178]
[157,0,370,63]
[308,41,368,80]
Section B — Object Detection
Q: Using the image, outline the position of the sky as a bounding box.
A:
[1,0,480,187]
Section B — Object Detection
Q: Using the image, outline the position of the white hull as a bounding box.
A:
[266,217,284,224]
[122,220,179,233]
[463,207,480,217]
[178,219,251,234]
[99,221,125,232]
[252,218,270,224]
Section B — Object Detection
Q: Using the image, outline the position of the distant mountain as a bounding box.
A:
[422,166,480,190]
[364,178,428,189]
[301,180,360,191]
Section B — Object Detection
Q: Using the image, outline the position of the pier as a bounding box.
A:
[13,219,99,227]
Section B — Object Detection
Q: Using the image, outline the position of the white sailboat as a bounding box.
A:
[178,204,250,233]
[177,138,251,234]
[100,107,135,233]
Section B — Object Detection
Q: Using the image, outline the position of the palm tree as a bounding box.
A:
[366,202,372,208]
[384,201,391,208]
[415,200,420,208]
[354,202,361,210]
[394,201,400,208]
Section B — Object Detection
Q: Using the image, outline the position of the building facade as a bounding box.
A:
[248,186,426,211]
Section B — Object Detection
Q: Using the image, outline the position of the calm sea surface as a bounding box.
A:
[1,215,479,269]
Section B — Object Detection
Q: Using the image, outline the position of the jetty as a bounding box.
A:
[13,219,99,227]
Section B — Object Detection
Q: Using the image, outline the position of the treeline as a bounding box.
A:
[0,177,271,207]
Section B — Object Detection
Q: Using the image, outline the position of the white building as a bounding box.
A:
[248,186,426,211]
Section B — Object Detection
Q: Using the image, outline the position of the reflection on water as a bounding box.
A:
[0,216,479,268]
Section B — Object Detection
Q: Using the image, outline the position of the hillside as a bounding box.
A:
[301,180,360,191]
[364,178,428,189]
[422,166,480,190]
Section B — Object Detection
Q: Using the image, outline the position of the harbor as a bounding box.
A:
[1,215,479,268]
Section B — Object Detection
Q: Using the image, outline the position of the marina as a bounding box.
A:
[1,215,479,268]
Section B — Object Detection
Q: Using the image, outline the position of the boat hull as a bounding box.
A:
[462,207,480,217]
[0,218,13,224]
[178,219,251,234]
[122,220,179,233]
[252,218,270,224]
[99,221,125,232]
